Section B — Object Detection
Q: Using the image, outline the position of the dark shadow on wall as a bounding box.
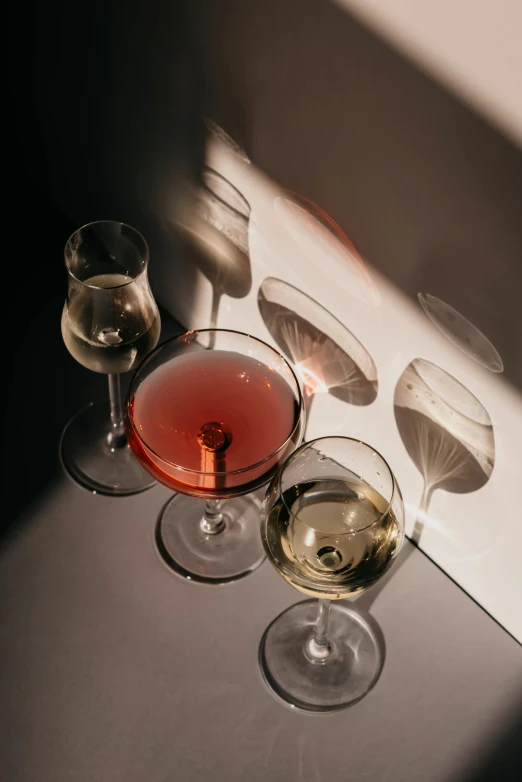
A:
[1,173,81,537]
[394,359,495,546]
[9,0,208,330]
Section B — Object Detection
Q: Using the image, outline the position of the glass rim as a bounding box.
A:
[277,436,397,532]
[126,328,304,476]
[64,220,150,289]
[202,166,251,220]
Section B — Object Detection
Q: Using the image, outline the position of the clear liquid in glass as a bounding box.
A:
[61,273,160,374]
[265,477,400,599]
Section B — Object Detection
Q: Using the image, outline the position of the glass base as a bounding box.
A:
[259,599,385,712]
[60,402,156,496]
[156,492,266,584]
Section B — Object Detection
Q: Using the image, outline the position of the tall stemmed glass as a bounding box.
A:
[60,221,161,495]
[260,437,405,711]
[125,329,304,583]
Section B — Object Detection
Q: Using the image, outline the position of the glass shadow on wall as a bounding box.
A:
[274,191,381,308]
[258,277,377,432]
[169,166,252,343]
[418,293,504,374]
[205,119,251,165]
[394,359,495,546]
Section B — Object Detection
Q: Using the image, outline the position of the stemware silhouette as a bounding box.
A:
[258,277,377,430]
[172,166,251,343]
[394,359,495,544]
[418,293,503,373]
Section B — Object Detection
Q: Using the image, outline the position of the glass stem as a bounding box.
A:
[305,599,333,663]
[412,482,434,546]
[107,374,127,450]
[303,385,315,438]
[208,290,222,340]
[200,499,226,535]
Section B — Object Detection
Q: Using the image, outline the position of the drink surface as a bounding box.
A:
[128,349,299,491]
[264,477,401,599]
[62,273,160,374]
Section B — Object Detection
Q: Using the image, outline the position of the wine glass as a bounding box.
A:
[60,220,161,495]
[125,329,304,583]
[259,436,405,712]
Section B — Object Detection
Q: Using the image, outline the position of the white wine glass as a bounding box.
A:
[260,436,405,712]
[60,220,161,495]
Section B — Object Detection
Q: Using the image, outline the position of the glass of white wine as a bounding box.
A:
[60,220,161,495]
[260,436,405,712]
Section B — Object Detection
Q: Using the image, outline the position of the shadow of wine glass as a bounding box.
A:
[169,166,252,343]
[205,118,251,165]
[394,359,495,546]
[274,191,381,308]
[418,293,504,373]
[258,277,378,432]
